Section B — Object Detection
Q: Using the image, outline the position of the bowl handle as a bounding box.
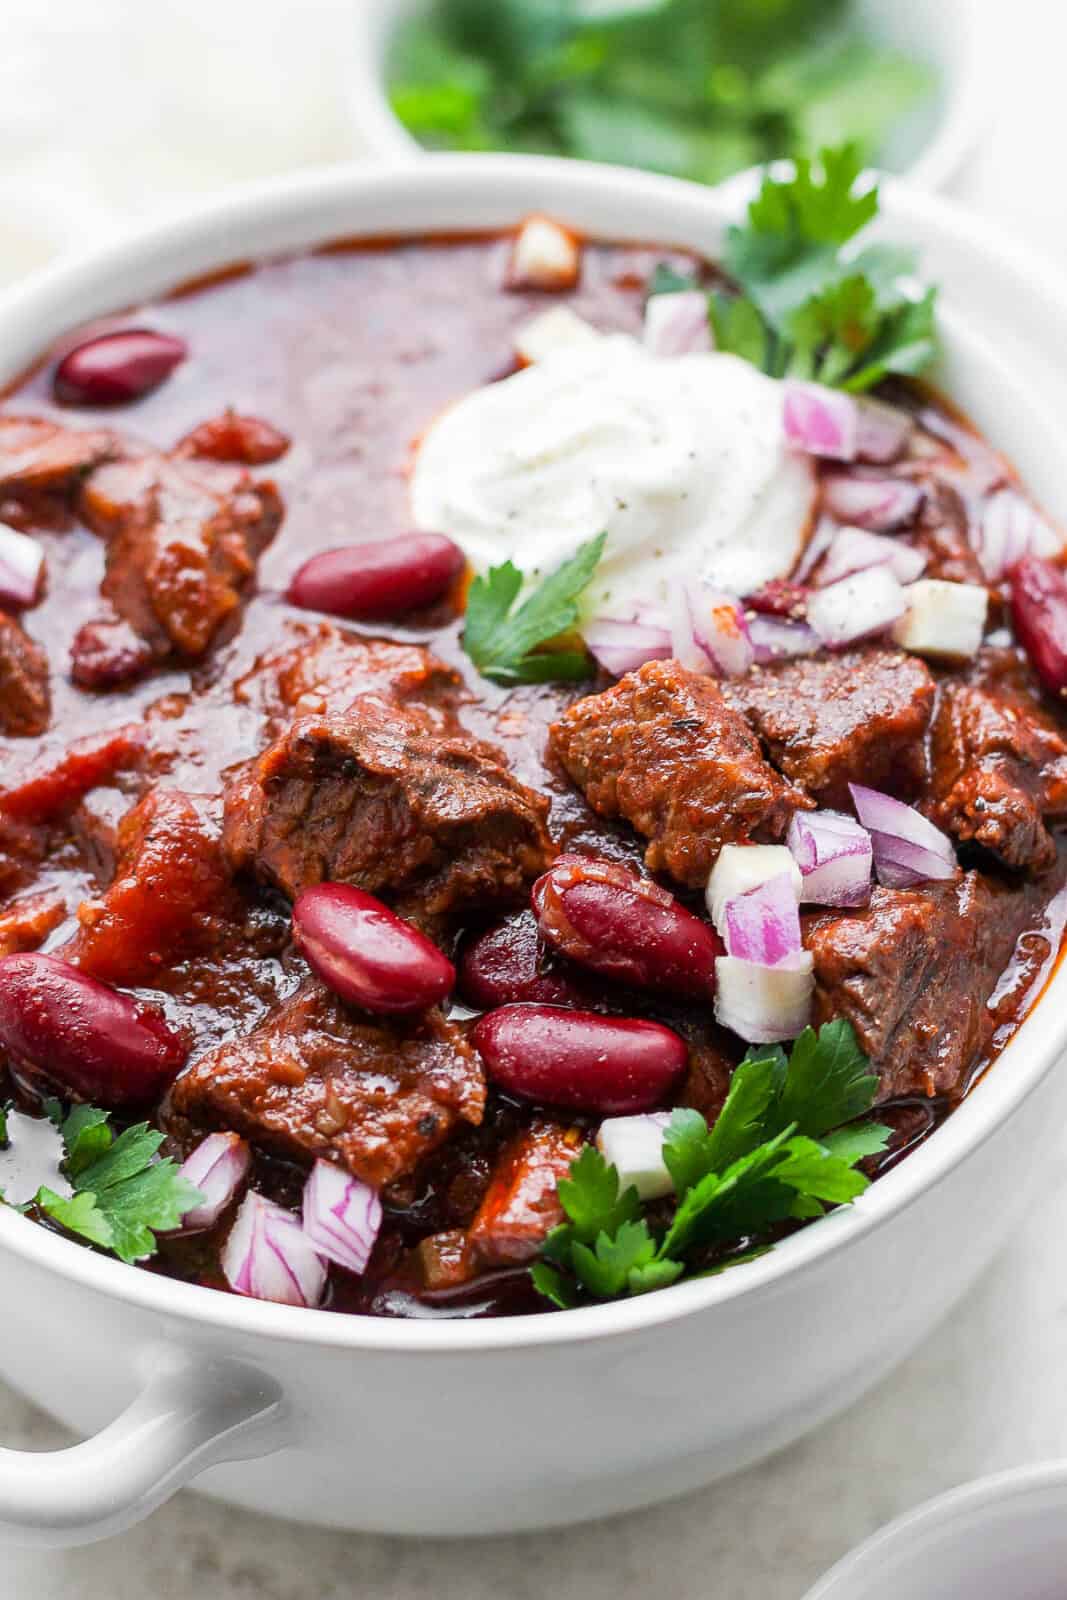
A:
[0,1358,285,1547]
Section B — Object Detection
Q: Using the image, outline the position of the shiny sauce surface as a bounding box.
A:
[0,233,1063,1319]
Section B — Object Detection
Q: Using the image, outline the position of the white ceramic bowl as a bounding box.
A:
[804,1462,1067,1599]
[349,0,993,190]
[1,155,1066,1550]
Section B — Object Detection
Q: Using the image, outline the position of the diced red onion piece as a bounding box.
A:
[917,407,1008,494]
[0,522,44,608]
[748,613,820,663]
[631,600,671,628]
[793,516,837,583]
[714,953,814,1044]
[178,1132,251,1229]
[807,565,906,647]
[787,810,872,907]
[668,583,714,673]
[821,473,924,532]
[302,1158,382,1277]
[855,397,915,464]
[671,583,753,677]
[723,873,803,967]
[976,488,1062,582]
[783,381,858,461]
[816,526,927,588]
[223,1192,327,1308]
[849,783,956,887]
[584,616,672,677]
[643,291,713,357]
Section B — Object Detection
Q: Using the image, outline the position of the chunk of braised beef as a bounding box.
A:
[0,613,51,737]
[70,617,155,690]
[175,412,290,465]
[722,648,935,807]
[549,659,811,889]
[678,1029,740,1126]
[71,789,245,985]
[464,1120,579,1271]
[927,647,1067,874]
[806,871,1048,1101]
[0,416,112,493]
[223,694,555,918]
[75,449,282,678]
[166,978,486,1188]
[233,621,460,737]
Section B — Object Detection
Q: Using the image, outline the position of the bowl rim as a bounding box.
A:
[801,1459,1067,1598]
[347,0,996,192]
[0,152,1066,1354]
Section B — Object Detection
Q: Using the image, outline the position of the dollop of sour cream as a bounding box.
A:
[411,334,815,615]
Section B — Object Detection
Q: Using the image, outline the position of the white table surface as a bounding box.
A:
[4,2,1067,1595]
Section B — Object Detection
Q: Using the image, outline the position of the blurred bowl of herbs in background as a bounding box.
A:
[350,0,991,189]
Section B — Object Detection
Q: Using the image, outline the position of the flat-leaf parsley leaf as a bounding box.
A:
[463,531,605,685]
[534,1020,891,1306]
[34,1103,203,1264]
[657,144,937,391]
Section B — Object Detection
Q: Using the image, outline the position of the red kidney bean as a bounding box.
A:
[53,330,187,407]
[292,884,454,1015]
[287,534,465,621]
[471,1004,687,1115]
[457,911,595,1010]
[1011,555,1067,695]
[0,953,187,1107]
[532,858,721,999]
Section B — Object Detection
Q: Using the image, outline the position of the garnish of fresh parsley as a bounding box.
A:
[463,530,605,685]
[656,144,937,392]
[387,0,932,189]
[26,1103,203,1265]
[532,1019,890,1308]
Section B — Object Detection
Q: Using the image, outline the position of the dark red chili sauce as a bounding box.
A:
[0,230,1064,1319]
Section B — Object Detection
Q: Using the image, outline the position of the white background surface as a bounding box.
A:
[3,2,1067,1595]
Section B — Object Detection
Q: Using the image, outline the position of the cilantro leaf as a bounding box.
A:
[530,1260,578,1309]
[462,533,605,685]
[709,291,770,369]
[0,1105,7,1148]
[556,1144,642,1244]
[37,1188,115,1251]
[571,1217,659,1298]
[33,1106,203,1265]
[773,1020,879,1138]
[659,1128,798,1258]
[54,1104,113,1178]
[387,1,930,186]
[710,144,938,392]
[820,1121,892,1165]
[533,1021,887,1309]
[626,1256,685,1295]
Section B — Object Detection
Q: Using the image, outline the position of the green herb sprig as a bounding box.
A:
[463,531,605,685]
[388,0,932,189]
[30,1103,203,1264]
[532,1019,890,1308]
[661,144,937,391]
